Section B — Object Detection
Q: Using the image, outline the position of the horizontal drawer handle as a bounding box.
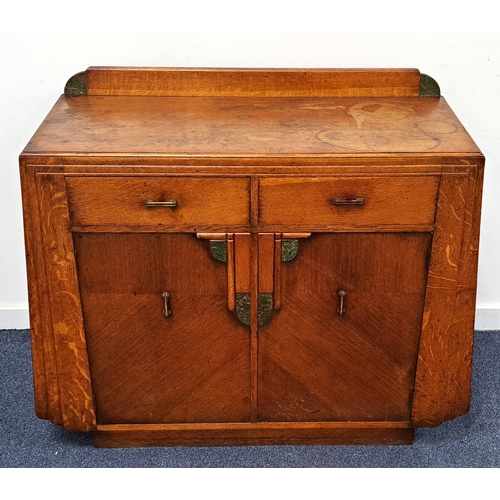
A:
[145,199,178,208]
[331,196,365,206]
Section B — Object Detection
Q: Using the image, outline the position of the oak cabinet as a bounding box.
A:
[20,68,484,447]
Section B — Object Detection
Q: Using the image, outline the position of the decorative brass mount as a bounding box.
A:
[198,232,310,326]
[419,74,440,97]
[64,72,88,96]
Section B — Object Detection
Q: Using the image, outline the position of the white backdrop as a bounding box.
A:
[1,31,499,329]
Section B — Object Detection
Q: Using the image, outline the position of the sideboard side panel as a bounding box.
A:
[35,173,96,431]
[453,161,484,414]
[19,164,56,422]
[411,164,481,426]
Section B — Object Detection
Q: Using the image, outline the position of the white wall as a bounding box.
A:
[1,30,499,329]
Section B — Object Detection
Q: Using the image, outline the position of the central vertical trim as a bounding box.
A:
[250,232,259,422]
[250,177,259,227]
[250,177,260,421]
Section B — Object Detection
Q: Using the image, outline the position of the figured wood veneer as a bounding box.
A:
[84,67,423,98]
[20,68,484,447]
[66,176,251,230]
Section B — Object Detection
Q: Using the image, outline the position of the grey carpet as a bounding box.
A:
[1,329,499,467]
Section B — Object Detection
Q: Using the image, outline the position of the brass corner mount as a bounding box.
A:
[64,71,87,96]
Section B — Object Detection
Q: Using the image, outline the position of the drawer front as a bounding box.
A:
[66,176,250,229]
[259,176,440,227]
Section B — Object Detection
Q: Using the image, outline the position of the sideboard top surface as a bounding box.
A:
[23,95,481,157]
[22,68,481,158]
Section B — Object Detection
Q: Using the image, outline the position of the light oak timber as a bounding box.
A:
[92,422,414,448]
[250,232,259,422]
[19,164,54,421]
[24,96,478,156]
[259,176,440,226]
[19,68,484,447]
[453,162,484,415]
[411,163,483,426]
[227,234,236,311]
[74,232,251,424]
[258,234,275,294]
[65,176,251,229]
[21,157,449,169]
[411,169,471,425]
[35,173,96,431]
[235,234,251,293]
[85,67,422,97]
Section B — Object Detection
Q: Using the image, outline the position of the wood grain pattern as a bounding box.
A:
[453,161,484,413]
[234,234,251,294]
[85,67,422,97]
[65,176,250,229]
[411,164,483,426]
[74,233,251,424]
[259,176,440,227]
[19,164,55,421]
[258,234,275,293]
[227,234,235,311]
[258,233,431,422]
[35,173,96,431]
[23,95,480,156]
[92,422,414,447]
[20,68,484,446]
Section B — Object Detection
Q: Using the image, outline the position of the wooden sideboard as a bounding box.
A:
[20,67,484,447]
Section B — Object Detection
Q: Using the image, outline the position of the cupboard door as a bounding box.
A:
[257,233,431,422]
[73,233,251,424]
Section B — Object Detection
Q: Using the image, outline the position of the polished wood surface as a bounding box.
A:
[19,68,484,447]
[258,233,431,422]
[74,233,251,424]
[92,422,415,447]
[85,67,422,97]
[411,162,484,426]
[259,175,440,226]
[66,176,250,230]
[24,95,479,156]
[33,174,95,431]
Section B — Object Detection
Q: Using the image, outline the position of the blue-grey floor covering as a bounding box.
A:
[1,329,499,467]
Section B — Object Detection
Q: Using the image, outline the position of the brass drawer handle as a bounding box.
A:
[332,196,365,206]
[337,289,346,316]
[145,199,178,208]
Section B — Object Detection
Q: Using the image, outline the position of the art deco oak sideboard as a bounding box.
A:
[19,67,484,447]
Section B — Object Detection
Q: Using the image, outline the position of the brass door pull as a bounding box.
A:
[337,289,346,316]
[332,196,365,205]
[162,292,172,318]
[145,199,178,207]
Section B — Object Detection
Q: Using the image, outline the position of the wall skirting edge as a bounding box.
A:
[0,306,499,331]
[0,307,30,330]
[474,307,500,331]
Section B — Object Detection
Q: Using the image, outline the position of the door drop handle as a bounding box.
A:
[337,289,346,316]
[162,291,172,318]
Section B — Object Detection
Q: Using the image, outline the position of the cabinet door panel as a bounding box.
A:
[257,233,431,422]
[74,233,251,424]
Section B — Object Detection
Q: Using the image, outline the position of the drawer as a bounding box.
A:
[259,176,440,227]
[66,176,250,229]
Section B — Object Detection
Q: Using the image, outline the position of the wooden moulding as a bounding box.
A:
[33,173,96,431]
[63,67,437,98]
[92,422,414,448]
[19,163,56,422]
[411,161,484,426]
